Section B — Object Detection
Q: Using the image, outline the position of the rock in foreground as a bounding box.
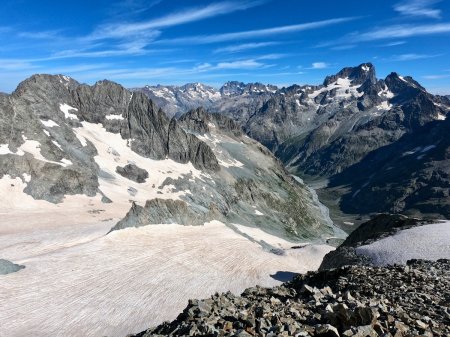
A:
[0,259,25,275]
[130,259,450,337]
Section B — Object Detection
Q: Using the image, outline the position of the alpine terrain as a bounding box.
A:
[136,63,450,222]
[2,1,450,336]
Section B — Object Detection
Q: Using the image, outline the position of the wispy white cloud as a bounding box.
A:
[213,41,279,53]
[253,71,305,77]
[394,0,442,19]
[216,60,266,69]
[358,23,450,41]
[107,0,163,19]
[0,26,12,34]
[159,59,196,65]
[318,23,450,48]
[88,1,264,40]
[155,17,359,45]
[388,53,442,61]
[423,74,450,79]
[195,59,270,71]
[310,62,329,69]
[0,59,37,71]
[330,44,356,51]
[47,47,161,59]
[1,2,265,61]
[255,53,287,60]
[16,30,63,40]
[380,41,406,47]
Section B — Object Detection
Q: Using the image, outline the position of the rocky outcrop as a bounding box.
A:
[136,64,449,178]
[178,107,242,136]
[135,81,277,124]
[1,73,339,244]
[319,214,435,270]
[130,259,450,337]
[116,164,149,183]
[110,198,221,232]
[0,259,25,275]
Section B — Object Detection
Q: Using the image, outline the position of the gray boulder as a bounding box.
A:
[0,259,25,275]
[116,164,149,183]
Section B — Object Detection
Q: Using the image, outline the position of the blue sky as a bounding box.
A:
[1,0,450,93]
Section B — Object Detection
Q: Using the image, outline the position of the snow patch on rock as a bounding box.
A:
[59,103,79,120]
[41,119,59,128]
[105,114,124,121]
[0,144,13,155]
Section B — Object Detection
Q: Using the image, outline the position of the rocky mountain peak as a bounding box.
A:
[385,72,426,94]
[219,81,246,96]
[323,62,376,86]
[13,74,77,97]
[180,82,215,93]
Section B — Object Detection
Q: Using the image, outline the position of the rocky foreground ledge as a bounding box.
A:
[130,259,449,337]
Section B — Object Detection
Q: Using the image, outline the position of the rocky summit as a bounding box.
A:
[130,259,450,337]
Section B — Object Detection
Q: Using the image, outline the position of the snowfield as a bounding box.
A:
[0,117,336,337]
[0,178,333,337]
[356,221,450,266]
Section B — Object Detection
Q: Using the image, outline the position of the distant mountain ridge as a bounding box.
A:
[133,81,278,118]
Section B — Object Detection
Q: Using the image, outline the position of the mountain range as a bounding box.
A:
[0,74,340,243]
[135,63,450,221]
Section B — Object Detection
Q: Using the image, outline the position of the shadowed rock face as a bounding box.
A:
[271,67,448,178]
[330,117,450,218]
[323,62,376,86]
[110,199,219,232]
[178,107,242,136]
[138,63,449,179]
